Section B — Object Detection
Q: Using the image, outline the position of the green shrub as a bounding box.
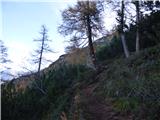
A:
[96,36,123,62]
[113,98,139,113]
[96,45,160,119]
[2,64,93,120]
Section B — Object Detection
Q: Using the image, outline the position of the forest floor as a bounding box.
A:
[78,83,134,120]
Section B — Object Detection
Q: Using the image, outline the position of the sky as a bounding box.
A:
[0,0,118,79]
[1,0,76,78]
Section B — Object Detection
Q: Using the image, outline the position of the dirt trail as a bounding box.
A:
[80,84,133,120]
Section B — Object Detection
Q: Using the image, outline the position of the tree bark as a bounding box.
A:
[135,1,140,53]
[120,0,130,58]
[37,27,46,89]
[86,2,97,69]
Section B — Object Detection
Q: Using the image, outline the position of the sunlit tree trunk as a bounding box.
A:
[135,1,140,53]
[120,0,130,58]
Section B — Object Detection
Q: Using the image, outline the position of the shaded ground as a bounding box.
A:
[79,84,133,120]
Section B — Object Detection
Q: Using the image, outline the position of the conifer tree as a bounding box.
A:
[59,0,104,69]
[118,0,130,58]
[32,25,53,94]
[0,40,11,80]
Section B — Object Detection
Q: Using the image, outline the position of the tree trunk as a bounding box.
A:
[121,33,129,58]
[86,1,97,69]
[135,1,140,53]
[37,28,45,89]
[120,0,130,58]
[86,14,97,69]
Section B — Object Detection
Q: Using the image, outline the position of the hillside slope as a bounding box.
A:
[2,44,160,120]
[77,44,160,120]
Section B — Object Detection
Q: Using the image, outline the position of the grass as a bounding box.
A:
[95,44,160,119]
[2,43,160,120]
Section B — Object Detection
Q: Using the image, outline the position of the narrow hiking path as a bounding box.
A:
[79,83,133,120]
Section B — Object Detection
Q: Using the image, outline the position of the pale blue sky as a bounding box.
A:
[1,1,76,76]
[0,0,118,79]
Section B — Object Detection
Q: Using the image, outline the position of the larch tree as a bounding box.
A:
[0,40,9,64]
[106,0,130,58]
[32,25,53,94]
[0,40,11,80]
[65,36,80,54]
[58,0,104,69]
[116,0,130,58]
[134,0,160,52]
[121,0,130,58]
[133,0,140,53]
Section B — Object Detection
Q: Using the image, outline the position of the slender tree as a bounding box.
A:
[58,0,104,69]
[0,40,11,80]
[119,0,130,58]
[65,36,80,54]
[134,1,140,53]
[0,40,10,64]
[108,0,130,58]
[32,25,53,94]
[134,0,160,52]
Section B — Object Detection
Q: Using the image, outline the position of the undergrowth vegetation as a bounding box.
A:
[2,9,160,120]
[96,36,123,61]
[96,45,160,120]
[1,65,94,120]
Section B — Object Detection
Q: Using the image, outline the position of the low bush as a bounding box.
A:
[96,45,160,119]
[96,36,123,62]
[1,64,93,120]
